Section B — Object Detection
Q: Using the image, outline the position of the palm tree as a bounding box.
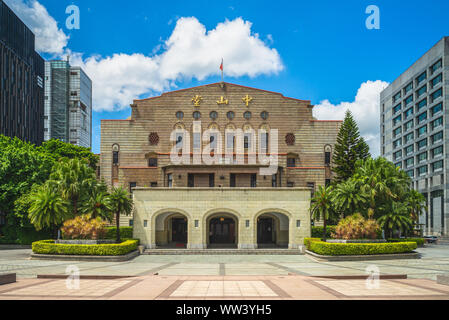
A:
[331,179,367,218]
[109,187,133,243]
[407,189,427,226]
[47,158,96,216]
[28,186,71,236]
[310,185,335,241]
[80,187,113,222]
[377,202,413,238]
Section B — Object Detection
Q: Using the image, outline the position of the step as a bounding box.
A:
[143,249,304,255]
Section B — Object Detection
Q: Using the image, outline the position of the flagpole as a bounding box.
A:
[221,58,224,82]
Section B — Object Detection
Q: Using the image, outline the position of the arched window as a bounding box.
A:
[210,111,218,120]
[227,111,235,121]
[193,111,201,120]
[112,144,119,165]
[324,145,332,165]
[261,111,269,120]
[176,111,184,120]
[244,111,252,120]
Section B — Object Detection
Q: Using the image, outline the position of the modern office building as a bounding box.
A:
[380,36,448,236]
[100,82,341,249]
[0,0,45,145]
[44,59,92,148]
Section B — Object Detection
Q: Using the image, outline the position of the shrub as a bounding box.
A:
[32,239,139,256]
[388,238,425,246]
[311,226,337,238]
[61,215,106,240]
[333,214,380,240]
[308,241,417,256]
[102,227,133,239]
[304,238,321,250]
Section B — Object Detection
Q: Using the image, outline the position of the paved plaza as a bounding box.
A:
[1,244,449,299]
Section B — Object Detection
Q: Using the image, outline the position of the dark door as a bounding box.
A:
[257,218,274,244]
[209,218,235,244]
[172,218,187,243]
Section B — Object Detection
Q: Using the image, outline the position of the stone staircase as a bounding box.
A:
[143,248,304,255]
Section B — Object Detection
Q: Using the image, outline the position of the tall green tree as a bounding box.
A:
[109,187,133,243]
[28,186,71,236]
[310,186,336,241]
[39,139,99,169]
[80,185,113,222]
[332,110,370,183]
[331,179,368,218]
[377,202,414,238]
[406,189,427,226]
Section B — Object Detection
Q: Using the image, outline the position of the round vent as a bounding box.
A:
[149,132,159,146]
[285,133,295,146]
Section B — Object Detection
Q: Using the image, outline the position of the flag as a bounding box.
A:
[220,59,223,71]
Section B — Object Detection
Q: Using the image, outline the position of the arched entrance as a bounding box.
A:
[206,213,238,248]
[155,212,188,248]
[256,212,289,248]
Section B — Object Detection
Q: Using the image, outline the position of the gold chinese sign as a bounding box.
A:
[242,95,253,107]
[216,96,229,105]
[191,95,203,107]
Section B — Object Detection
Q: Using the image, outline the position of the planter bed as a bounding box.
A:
[306,250,420,262]
[326,239,387,244]
[31,250,139,262]
[55,240,117,245]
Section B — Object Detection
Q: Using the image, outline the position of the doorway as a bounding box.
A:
[257,217,275,244]
[209,217,236,247]
[171,218,187,246]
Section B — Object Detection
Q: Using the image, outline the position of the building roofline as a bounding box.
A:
[134,82,312,104]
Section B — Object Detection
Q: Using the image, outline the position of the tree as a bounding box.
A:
[310,186,336,241]
[331,179,368,218]
[332,110,370,183]
[109,187,133,243]
[407,189,427,226]
[80,184,113,222]
[39,139,99,169]
[47,158,97,216]
[28,186,71,236]
[377,202,413,238]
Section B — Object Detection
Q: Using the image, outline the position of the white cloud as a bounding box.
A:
[313,80,389,157]
[73,17,284,111]
[5,0,68,55]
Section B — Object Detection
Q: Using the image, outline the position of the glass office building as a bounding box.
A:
[380,37,448,236]
[44,60,92,149]
[0,0,44,146]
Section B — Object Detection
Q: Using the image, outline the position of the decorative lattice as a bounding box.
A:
[149,132,159,146]
[285,133,295,146]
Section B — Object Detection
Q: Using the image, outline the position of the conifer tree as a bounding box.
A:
[332,110,370,183]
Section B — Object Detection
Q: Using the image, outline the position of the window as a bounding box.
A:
[404,82,413,95]
[417,152,427,164]
[404,132,414,144]
[230,174,236,187]
[261,111,269,120]
[113,151,119,165]
[287,158,296,168]
[431,117,443,131]
[150,182,158,187]
[129,220,134,227]
[226,133,235,152]
[325,152,331,165]
[417,138,427,150]
[148,158,158,167]
[244,134,251,149]
[417,125,427,137]
[70,91,77,96]
[405,158,414,168]
[260,132,269,152]
[417,71,427,85]
[209,133,217,151]
[405,95,413,106]
[167,174,173,188]
[209,174,215,187]
[129,182,137,193]
[393,92,402,103]
[287,182,294,188]
[431,88,442,102]
[431,102,443,116]
[431,131,443,144]
[393,138,402,149]
[193,132,201,150]
[417,112,427,124]
[272,174,278,187]
[432,160,443,173]
[405,145,414,156]
[431,74,442,88]
[417,98,427,112]
[176,133,183,149]
[243,111,252,120]
[393,150,402,161]
[406,170,414,178]
[404,120,413,132]
[432,146,443,158]
[176,111,184,120]
[307,182,315,197]
[393,104,402,114]
[417,85,427,98]
[250,174,257,188]
[404,107,413,119]
[210,111,218,120]
[418,165,428,176]
[431,59,442,74]
[193,111,201,120]
[227,111,235,120]
[393,115,402,126]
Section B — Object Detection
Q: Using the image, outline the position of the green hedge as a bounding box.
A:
[304,238,321,250]
[102,227,133,239]
[308,241,417,256]
[388,238,425,246]
[311,226,337,238]
[32,239,139,256]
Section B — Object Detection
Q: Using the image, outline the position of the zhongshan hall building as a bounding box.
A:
[100,82,341,250]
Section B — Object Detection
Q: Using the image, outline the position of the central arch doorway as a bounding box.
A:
[256,213,289,248]
[207,213,238,248]
[155,212,188,248]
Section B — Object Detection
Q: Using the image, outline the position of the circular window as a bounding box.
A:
[261,111,269,120]
[285,133,295,146]
[210,111,218,120]
[193,111,201,120]
[149,133,159,146]
[227,111,235,121]
[176,111,184,120]
[243,111,252,120]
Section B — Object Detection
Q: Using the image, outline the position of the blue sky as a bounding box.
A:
[8,0,449,154]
